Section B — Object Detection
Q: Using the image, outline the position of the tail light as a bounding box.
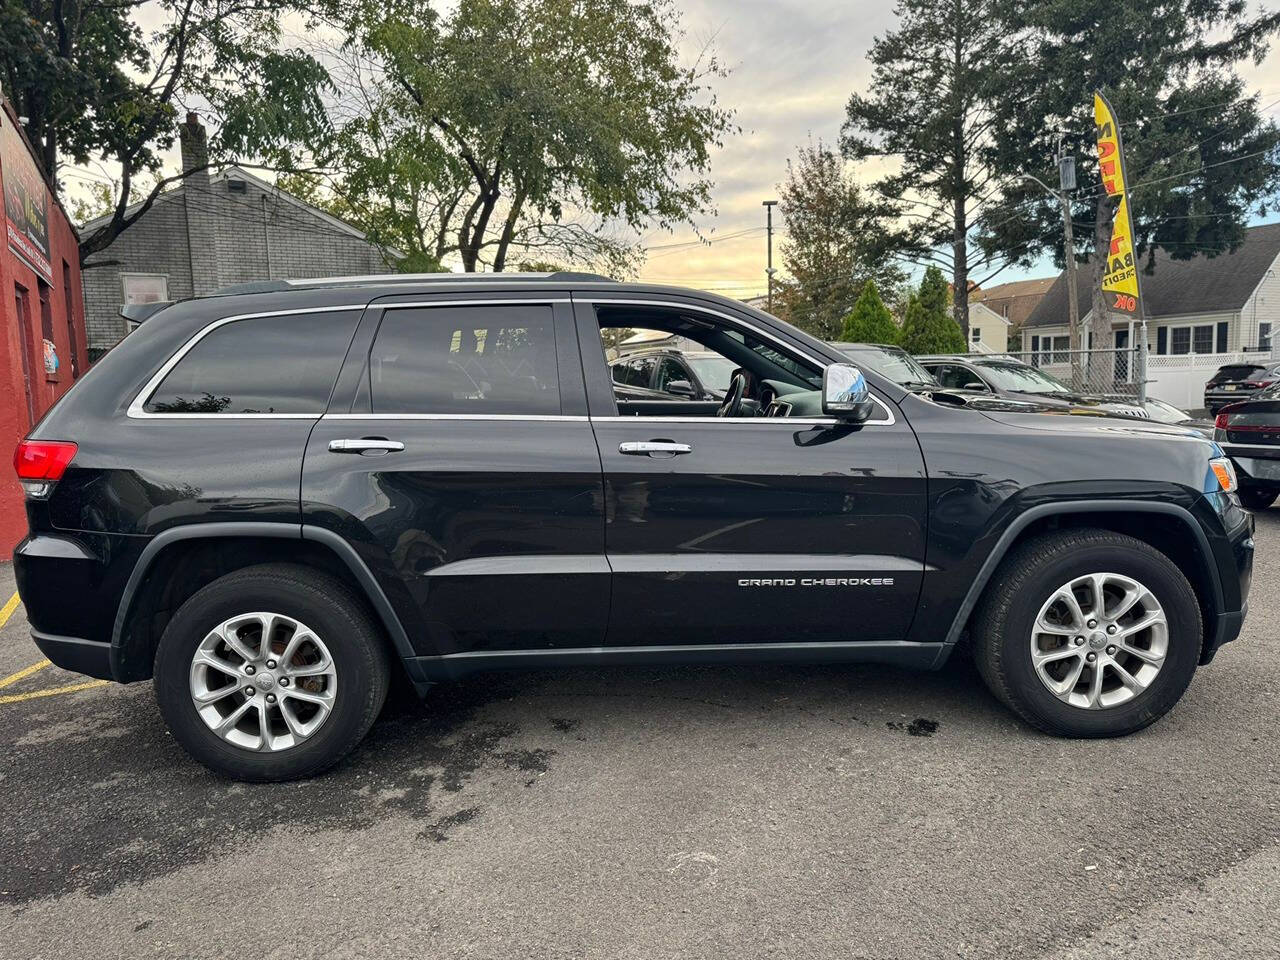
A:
[13,440,77,499]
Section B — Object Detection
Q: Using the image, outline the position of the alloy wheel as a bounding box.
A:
[188,612,338,752]
[1028,572,1168,710]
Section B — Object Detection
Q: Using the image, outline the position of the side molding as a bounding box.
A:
[935,500,1223,668]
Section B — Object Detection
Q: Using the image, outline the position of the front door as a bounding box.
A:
[576,297,928,647]
[1114,329,1130,384]
[302,295,609,658]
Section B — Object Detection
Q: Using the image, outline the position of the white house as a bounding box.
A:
[1019,222,1280,409]
[967,302,1011,353]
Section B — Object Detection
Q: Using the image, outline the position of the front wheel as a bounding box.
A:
[154,564,391,781]
[973,529,1202,738]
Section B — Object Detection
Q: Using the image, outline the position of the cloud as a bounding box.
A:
[640,0,1280,298]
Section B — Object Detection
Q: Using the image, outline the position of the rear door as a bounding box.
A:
[576,295,928,648]
[301,292,608,658]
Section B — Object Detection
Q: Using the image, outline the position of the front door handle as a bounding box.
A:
[329,438,405,455]
[619,440,692,457]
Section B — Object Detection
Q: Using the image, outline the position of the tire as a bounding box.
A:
[973,528,1201,738]
[1238,487,1277,511]
[154,563,391,781]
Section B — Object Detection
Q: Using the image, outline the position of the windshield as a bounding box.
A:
[686,355,737,390]
[1142,398,1191,424]
[974,361,1071,394]
[840,346,938,388]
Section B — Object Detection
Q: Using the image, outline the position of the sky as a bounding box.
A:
[633,0,1280,299]
[62,0,1280,294]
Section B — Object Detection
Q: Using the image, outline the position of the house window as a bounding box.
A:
[1193,325,1214,354]
[121,274,169,307]
[1163,323,1217,356]
[1261,322,1272,352]
[971,327,981,343]
[1039,335,1069,364]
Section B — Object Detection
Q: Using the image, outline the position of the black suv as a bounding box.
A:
[14,275,1253,780]
[1204,362,1280,415]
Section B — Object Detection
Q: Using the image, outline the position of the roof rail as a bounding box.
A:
[209,271,616,297]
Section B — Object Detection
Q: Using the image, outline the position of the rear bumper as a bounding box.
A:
[1206,390,1264,409]
[14,532,144,682]
[31,630,114,681]
[1220,442,1280,488]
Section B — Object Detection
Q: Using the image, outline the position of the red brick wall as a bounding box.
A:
[0,108,86,559]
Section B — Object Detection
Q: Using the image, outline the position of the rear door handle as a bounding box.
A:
[619,440,692,457]
[329,438,405,455]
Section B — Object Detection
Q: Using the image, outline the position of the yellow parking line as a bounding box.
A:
[0,591,20,629]
[0,658,52,690]
[0,679,110,706]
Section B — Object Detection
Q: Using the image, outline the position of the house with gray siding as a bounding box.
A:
[81,114,391,357]
[1018,222,1280,409]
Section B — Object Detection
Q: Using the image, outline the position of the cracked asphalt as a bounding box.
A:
[1,513,1278,959]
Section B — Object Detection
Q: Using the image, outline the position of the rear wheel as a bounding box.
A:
[1238,487,1277,511]
[154,564,391,781]
[974,529,1201,738]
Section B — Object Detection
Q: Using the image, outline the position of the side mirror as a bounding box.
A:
[963,381,987,391]
[665,379,696,397]
[822,363,875,422]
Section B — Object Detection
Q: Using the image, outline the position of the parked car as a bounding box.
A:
[1137,397,1215,438]
[610,348,737,403]
[1203,361,1280,415]
[832,342,1044,412]
[1213,382,1280,510]
[14,274,1252,780]
[918,354,1147,417]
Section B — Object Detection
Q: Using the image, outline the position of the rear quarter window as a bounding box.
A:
[143,311,361,414]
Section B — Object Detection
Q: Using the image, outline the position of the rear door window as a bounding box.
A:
[368,305,561,415]
[144,311,360,414]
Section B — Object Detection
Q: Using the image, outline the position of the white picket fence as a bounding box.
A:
[1032,351,1260,411]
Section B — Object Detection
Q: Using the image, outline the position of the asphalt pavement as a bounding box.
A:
[1,514,1278,959]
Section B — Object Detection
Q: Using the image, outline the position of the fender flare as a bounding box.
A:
[934,500,1223,667]
[110,522,417,681]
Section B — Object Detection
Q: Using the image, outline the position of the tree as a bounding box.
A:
[900,266,966,353]
[1,0,333,264]
[842,0,1005,342]
[327,0,735,273]
[772,142,904,339]
[840,280,899,344]
[980,0,1280,358]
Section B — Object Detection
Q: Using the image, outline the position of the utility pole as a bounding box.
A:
[1019,135,1082,388]
[1056,133,1082,390]
[763,200,778,312]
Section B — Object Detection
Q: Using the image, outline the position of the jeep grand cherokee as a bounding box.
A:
[13,274,1254,780]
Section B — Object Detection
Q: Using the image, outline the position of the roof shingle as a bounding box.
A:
[1024,221,1280,328]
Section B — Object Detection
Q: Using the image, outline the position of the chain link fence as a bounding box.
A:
[999,346,1143,398]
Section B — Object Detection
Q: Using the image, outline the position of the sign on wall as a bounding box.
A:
[1,111,53,283]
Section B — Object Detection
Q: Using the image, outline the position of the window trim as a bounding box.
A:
[127,304,366,419]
